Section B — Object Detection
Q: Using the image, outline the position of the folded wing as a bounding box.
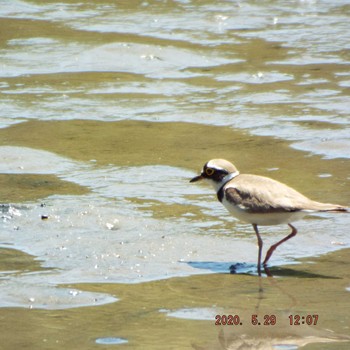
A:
[225,174,347,213]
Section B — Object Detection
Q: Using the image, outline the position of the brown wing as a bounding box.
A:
[224,174,310,214]
[224,187,300,213]
[224,174,347,213]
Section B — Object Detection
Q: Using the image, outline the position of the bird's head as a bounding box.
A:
[190,159,239,191]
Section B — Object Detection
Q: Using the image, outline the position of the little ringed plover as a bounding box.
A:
[190,159,348,274]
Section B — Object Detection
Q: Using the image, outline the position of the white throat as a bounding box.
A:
[210,171,240,192]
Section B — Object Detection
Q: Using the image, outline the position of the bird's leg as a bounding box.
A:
[263,223,297,266]
[253,224,263,276]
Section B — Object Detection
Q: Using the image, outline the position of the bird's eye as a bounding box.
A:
[205,168,215,176]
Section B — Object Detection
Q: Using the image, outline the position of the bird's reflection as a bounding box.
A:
[192,327,350,350]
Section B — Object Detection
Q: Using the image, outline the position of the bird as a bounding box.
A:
[190,159,347,275]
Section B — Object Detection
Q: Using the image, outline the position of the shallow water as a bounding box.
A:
[0,0,349,349]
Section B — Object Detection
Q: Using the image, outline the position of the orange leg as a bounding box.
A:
[263,223,297,266]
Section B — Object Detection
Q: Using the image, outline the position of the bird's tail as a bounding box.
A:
[309,201,348,212]
[323,207,348,213]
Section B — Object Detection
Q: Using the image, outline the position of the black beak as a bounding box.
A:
[190,174,203,183]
